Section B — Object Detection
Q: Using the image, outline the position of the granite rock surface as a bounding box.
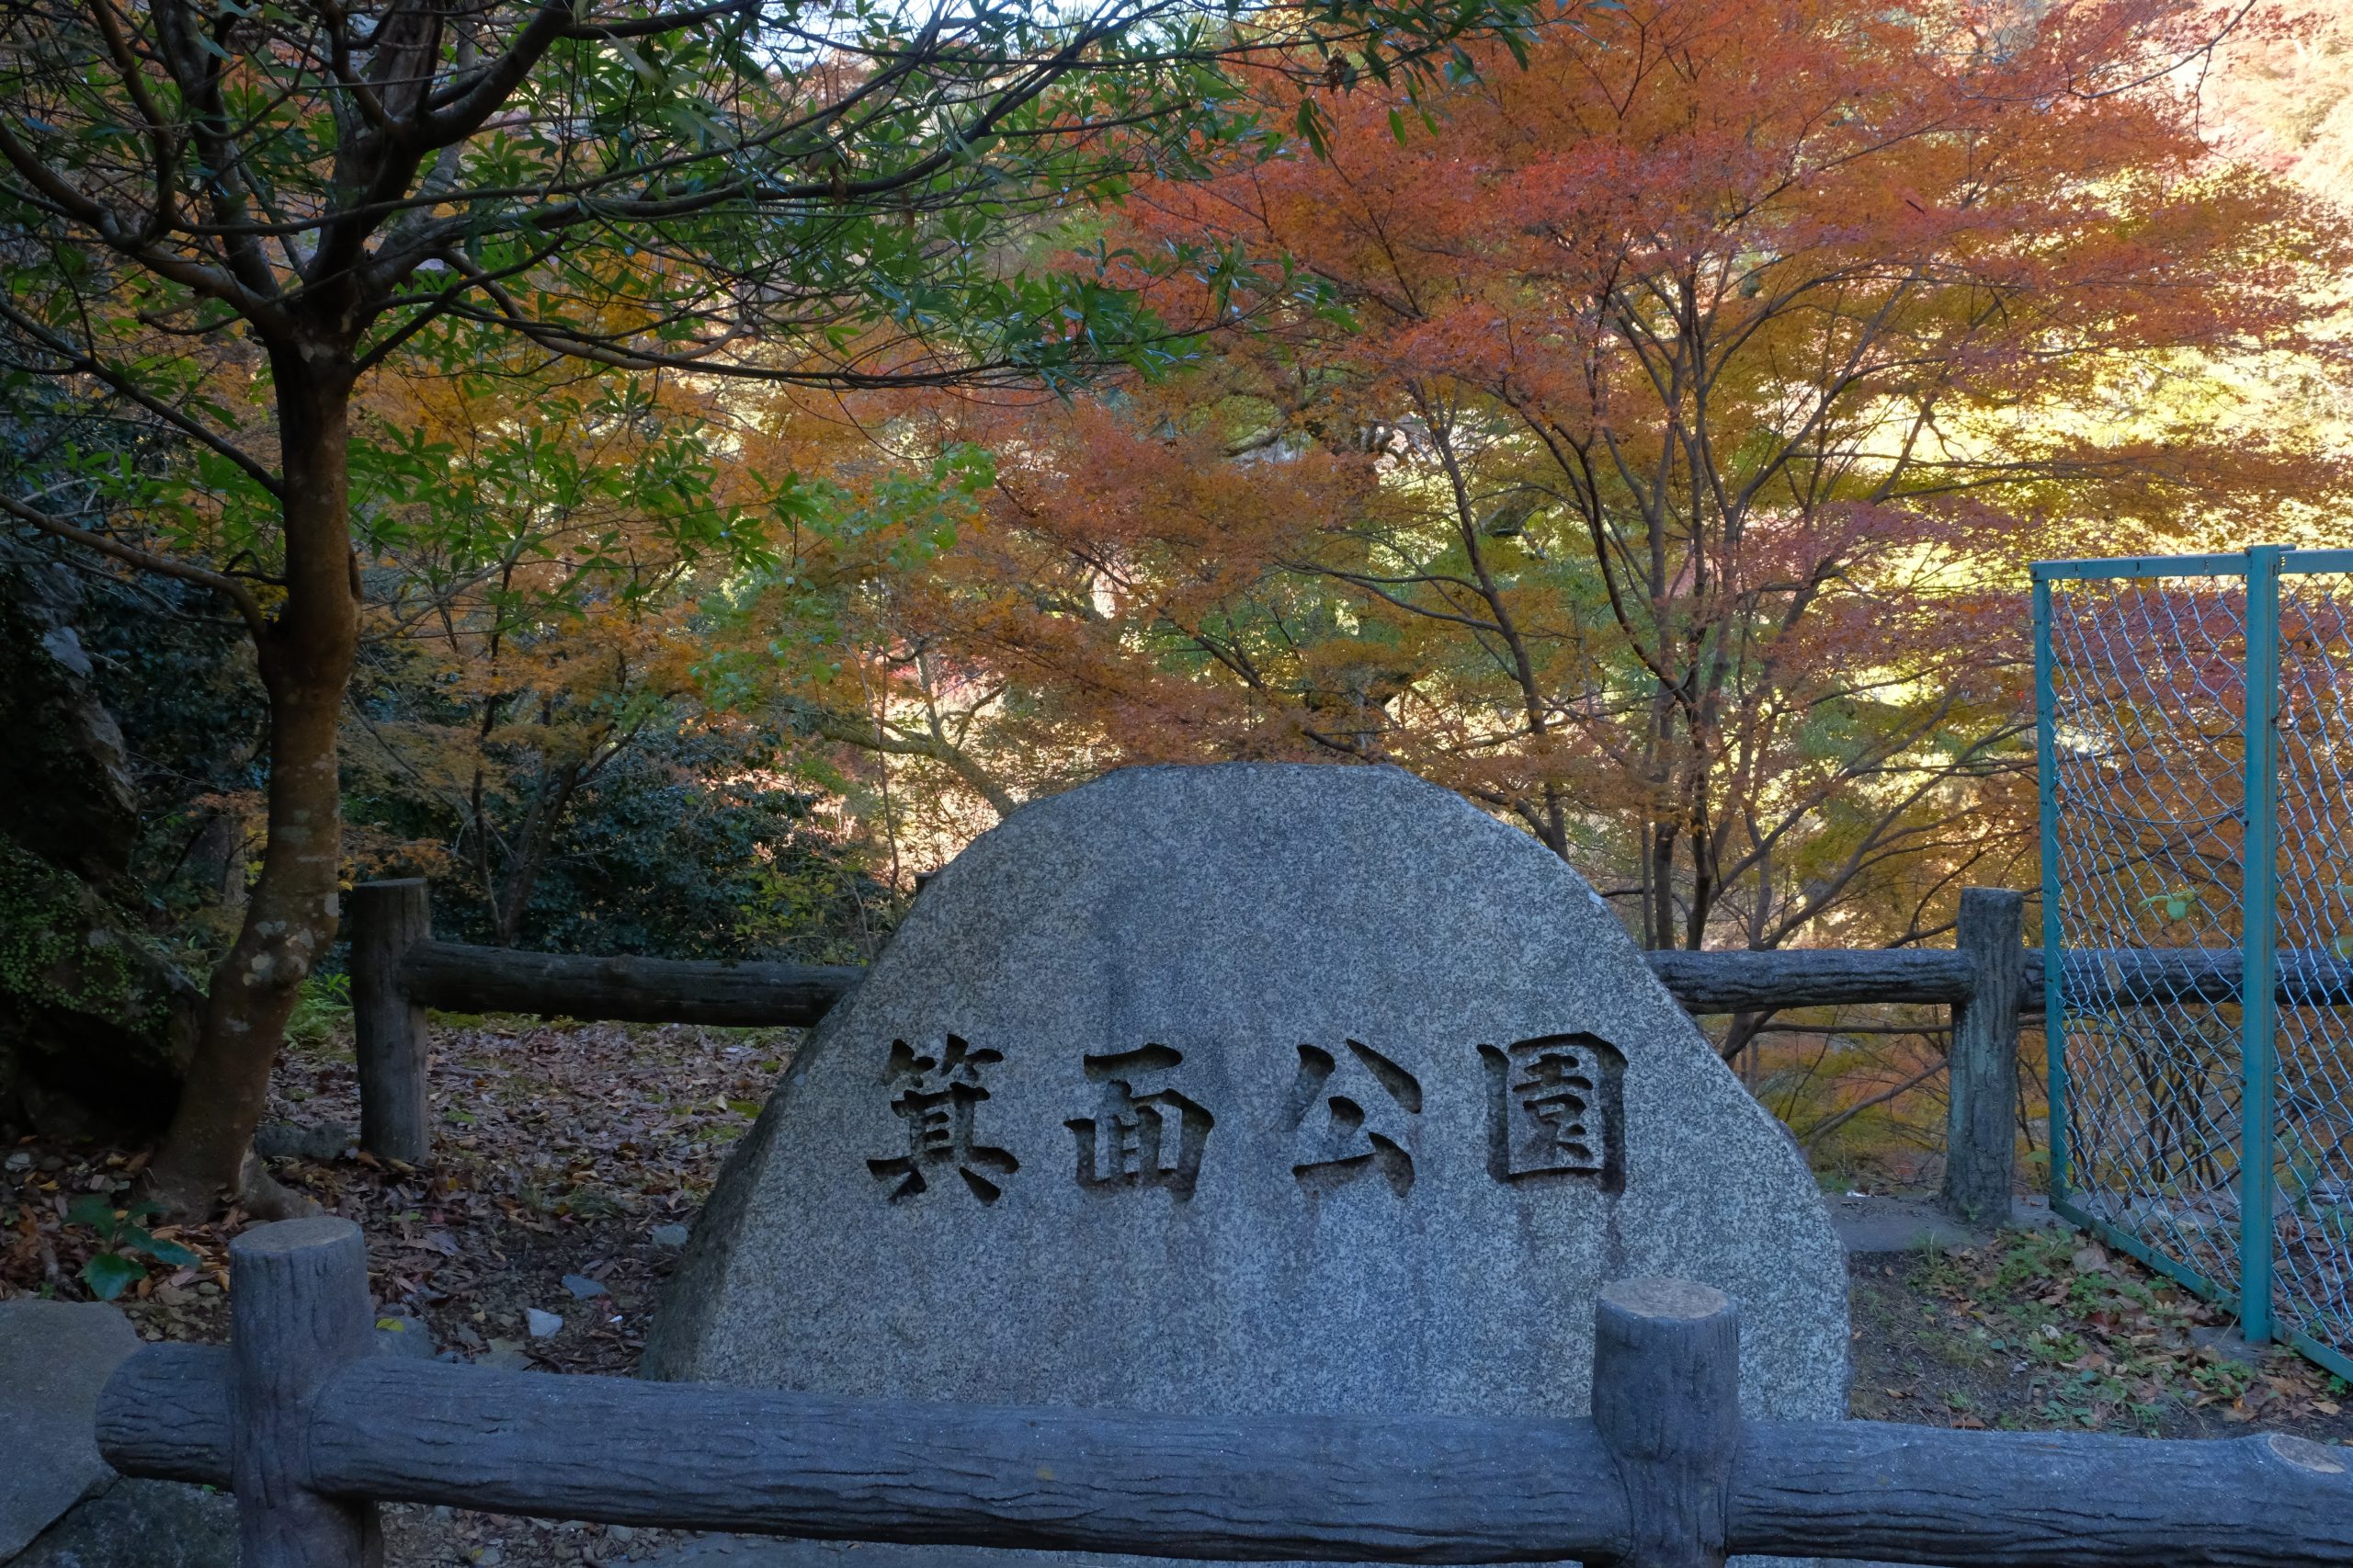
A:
[0,1301,141,1560]
[645,763,1848,1565]
[6,1481,235,1568]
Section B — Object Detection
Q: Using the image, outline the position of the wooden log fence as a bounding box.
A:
[343,879,858,1172]
[399,931,863,1028]
[347,882,433,1167]
[343,879,2353,1221]
[1943,890,2025,1226]
[98,1218,2353,1568]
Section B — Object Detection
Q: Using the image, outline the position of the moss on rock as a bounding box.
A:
[0,838,200,1137]
[0,562,202,1138]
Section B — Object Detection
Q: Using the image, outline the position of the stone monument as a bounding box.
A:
[645,763,1847,1564]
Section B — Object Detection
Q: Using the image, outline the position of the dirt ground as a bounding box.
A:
[1848,1232,2352,1441]
[6,1018,2349,1565]
[8,1017,788,1565]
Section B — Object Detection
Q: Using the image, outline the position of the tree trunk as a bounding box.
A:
[148,358,358,1218]
[491,756,585,948]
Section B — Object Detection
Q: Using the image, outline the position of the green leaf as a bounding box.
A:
[81,1253,146,1302]
[1292,98,1332,161]
[65,1194,119,1233]
[145,1239,199,1267]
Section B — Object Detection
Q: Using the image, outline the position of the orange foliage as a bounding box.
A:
[808,0,2353,993]
[343,358,808,937]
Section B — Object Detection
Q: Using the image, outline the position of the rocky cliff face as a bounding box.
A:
[0,558,199,1139]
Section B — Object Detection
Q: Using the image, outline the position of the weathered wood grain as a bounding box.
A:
[1943,890,2025,1223]
[1645,949,1980,1011]
[397,941,863,1027]
[398,936,2001,1022]
[1591,1278,1738,1568]
[95,1342,232,1486]
[110,1352,1635,1562]
[380,927,2353,1028]
[2027,947,2353,1009]
[350,880,432,1164]
[1730,1420,2353,1566]
[229,1219,382,1567]
[1660,943,2353,1016]
[96,1342,2353,1566]
[402,940,2001,1021]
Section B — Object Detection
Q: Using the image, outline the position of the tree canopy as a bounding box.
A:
[4,0,2349,1196]
[0,0,1536,1211]
[716,0,2353,1077]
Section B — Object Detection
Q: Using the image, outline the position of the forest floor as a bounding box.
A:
[6,1017,2352,1565]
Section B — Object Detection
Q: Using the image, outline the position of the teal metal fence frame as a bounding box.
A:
[2036,545,2353,1384]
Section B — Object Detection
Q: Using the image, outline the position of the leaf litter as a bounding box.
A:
[1849,1227,2353,1441]
[4,1013,800,1563]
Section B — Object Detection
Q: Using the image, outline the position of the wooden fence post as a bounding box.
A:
[1591,1277,1739,1568]
[349,879,431,1165]
[231,1218,381,1567]
[1943,887,2027,1225]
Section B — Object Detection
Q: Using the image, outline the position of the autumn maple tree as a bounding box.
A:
[779,0,2353,1040]
[340,350,988,940]
[338,360,733,947]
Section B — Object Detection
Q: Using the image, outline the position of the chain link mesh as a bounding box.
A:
[2044,558,2353,1375]
[2045,574,2251,1305]
[2273,571,2353,1359]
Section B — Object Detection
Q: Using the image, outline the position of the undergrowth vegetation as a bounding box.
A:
[1855,1229,2350,1437]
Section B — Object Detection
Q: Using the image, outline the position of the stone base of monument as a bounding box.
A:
[641,765,1861,1568]
[1825,1192,2063,1256]
[0,1299,240,1568]
[621,1538,1906,1568]
[5,1478,236,1568]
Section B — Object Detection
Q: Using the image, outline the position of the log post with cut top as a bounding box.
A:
[229,1217,383,1567]
[349,878,432,1165]
[1943,888,2027,1224]
[1591,1278,1740,1568]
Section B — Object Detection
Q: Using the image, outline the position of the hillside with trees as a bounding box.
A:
[5,0,2350,1207]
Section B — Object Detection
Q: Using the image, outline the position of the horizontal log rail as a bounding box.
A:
[1648,949,1978,1012]
[398,939,861,1028]
[1664,947,2353,1013]
[379,926,2353,1027]
[343,879,2347,1223]
[2029,947,2353,1009]
[99,1220,2353,1568]
[395,932,2003,1022]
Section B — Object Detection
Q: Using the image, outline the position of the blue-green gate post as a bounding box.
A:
[2033,569,2070,1206]
[2240,544,2284,1345]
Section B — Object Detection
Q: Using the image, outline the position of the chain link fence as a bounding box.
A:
[2038,546,2353,1381]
